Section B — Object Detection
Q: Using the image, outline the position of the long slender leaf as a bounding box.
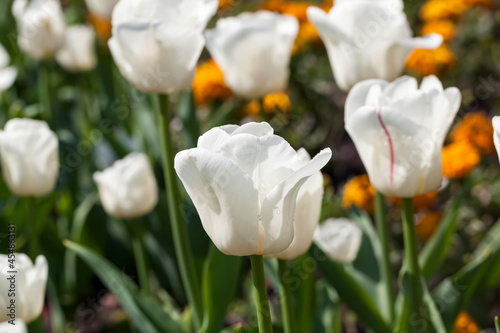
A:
[419,177,473,281]
[495,316,500,333]
[310,244,391,333]
[200,244,242,333]
[64,240,184,333]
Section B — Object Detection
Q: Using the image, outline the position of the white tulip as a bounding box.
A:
[0,119,59,197]
[12,0,66,60]
[314,218,362,263]
[56,25,97,73]
[275,149,324,260]
[109,0,217,94]
[112,0,218,32]
[0,319,27,333]
[345,75,461,197]
[85,0,119,20]
[0,254,48,324]
[307,0,443,92]
[494,116,500,163]
[93,153,159,219]
[205,11,299,99]
[0,44,17,93]
[174,122,332,256]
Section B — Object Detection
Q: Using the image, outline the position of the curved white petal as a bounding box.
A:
[0,320,27,333]
[0,67,18,92]
[175,148,261,256]
[494,116,500,163]
[314,218,362,263]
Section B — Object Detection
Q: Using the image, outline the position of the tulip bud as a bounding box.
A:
[345,75,461,197]
[0,118,59,197]
[93,153,159,219]
[0,320,27,333]
[85,0,119,20]
[109,0,217,94]
[12,0,66,60]
[205,11,299,99]
[314,218,362,263]
[0,43,18,93]
[174,122,332,256]
[307,0,443,92]
[494,116,500,163]
[0,254,48,324]
[56,25,97,73]
[275,149,324,260]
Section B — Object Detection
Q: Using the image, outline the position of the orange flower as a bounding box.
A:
[218,0,234,11]
[415,211,442,242]
[442,141,481,179]
[405,45,455,76]
[454,312,479,333]
[293,21,320,54]
[420,0,467,21]
[450,112,495,154]
[461,0,494,8]
[342,175,376,214]
[390,191,438,211]
[422,20,456,41]
[88,13,112,42]
[192,59,232,106]
[244,92,292,116]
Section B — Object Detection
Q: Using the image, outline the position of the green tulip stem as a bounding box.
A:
[374,191,395,323]
[29,196,38,260]
[156,94,203,329]
[250,255,273,333]
[130,220,151,295]
[278,259,295,333]
[401,198,424,323]
[259,98,268,121]
[38,61,52,123]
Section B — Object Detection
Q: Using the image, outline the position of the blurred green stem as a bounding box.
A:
[156,94,203,330]
[29,196,38,260]
[278,259,295,333]
[250,255,273,333]
[131,220,150,295]
[375,192,395,323]
[297,254,314,333]
[38,61,52,123]
[401,198,423,328]
[259,98,268,121]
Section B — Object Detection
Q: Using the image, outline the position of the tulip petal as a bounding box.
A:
[395,33,443,50]
[261,148,331,254]
[346,106,442,197]
[0,319,27,333]
[175,148,261,256]
[0,66,18,91]
[314,218,362,263]
[198,122,273,152]
[493,117,500,162]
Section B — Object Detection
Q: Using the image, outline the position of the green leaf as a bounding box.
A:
[64,240,184,333]
[177,92,200,149]
[495,316,500,333]
[348,208,387,318]
[419,177,472,281]
[200,244,242,333]
[310,244,391,333]
[431,219,500,332]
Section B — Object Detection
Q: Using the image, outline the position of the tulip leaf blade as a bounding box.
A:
[431,219,500,332]
[495,316,500,333]
[200,244,242,333]
[310,244,391,333]
[64,240,184,333]
[419,176,473,281]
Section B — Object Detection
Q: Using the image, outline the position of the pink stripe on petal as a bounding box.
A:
[377,108,394,190]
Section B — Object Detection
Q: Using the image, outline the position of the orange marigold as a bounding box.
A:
[244,92,292,116]
[454,312,479,333]
[390,191,438,211]
[342,175,376,215]
[88,13,112,42]
[192,59,232,106]
[293,21,320,54]
[415,211,442,242]
[218,0,234,11]
[420,0,467,21]
[461,0,494,8]
[405,45,455,76]
[450,112,495,154]
[442,141,481,179]
[422,20,456,41]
